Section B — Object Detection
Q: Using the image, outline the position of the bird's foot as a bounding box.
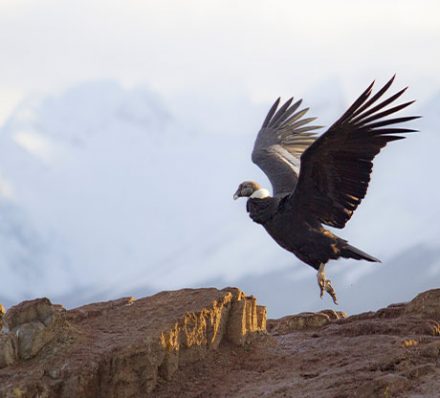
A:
[317,267,338,305]
[320,278,338,305]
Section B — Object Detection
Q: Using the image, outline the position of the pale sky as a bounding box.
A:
[0,0,439,309]
[0,0,439,124]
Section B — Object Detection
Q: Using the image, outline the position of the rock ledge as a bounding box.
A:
[1,288,440,398]
[0,288,265,397]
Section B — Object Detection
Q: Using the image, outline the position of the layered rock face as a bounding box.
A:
[156,289,440,398]
[1,288,440,398]
[0,288,265,397]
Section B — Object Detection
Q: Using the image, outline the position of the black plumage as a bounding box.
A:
[233,76,419,303]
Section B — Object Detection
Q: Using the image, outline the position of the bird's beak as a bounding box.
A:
[233,194,239,200]
[233,188,240,200]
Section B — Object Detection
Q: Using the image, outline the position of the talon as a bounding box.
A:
[317,272,325,299]
[325,279,338,305]
[317,264,338,304]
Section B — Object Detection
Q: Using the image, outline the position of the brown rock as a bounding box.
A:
[3,297,60,330]
[154,289,440,398]
[420,340,440,359]
[405,289,440,319]
[268,309,346,334]
[15,321,47,360]
[225,291,265,345]
[256,305,267,330]
[0,304,5,329]
[67,296,135,321]
[0,287,266,397]
[318,309,348,320]
[401,363,437,379]
[2,287,440,398]
[356,374,411,397]
[0,334,17,368]
[2,298,68,362]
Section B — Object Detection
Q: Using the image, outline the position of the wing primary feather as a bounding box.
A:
[270,98,294,127]
[262,97,280,128]
[370,128,418,135]
[356,100,416,126]
[282,133,317,143]
[364,115,420,129]
[278,100,304,128]
[337,81,375,123]
[252,96,318,196]
[287,117,317,129]
[351,87,408,124]
[292,125,323,133]
[285,108,310,124]
[380,136,406,142]
[351,75,396,118]
[288,77,418,230]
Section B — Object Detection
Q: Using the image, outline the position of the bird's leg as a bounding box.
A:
[317,263,338,305]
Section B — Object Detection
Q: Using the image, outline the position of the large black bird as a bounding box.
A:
[233,76,418,304]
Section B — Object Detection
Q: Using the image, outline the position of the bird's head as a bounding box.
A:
[233,181,269,200]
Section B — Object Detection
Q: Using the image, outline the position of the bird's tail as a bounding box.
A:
[340,243,381,263]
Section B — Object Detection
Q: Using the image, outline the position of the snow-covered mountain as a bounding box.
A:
[0,80,439,316]
[0,80,266,305]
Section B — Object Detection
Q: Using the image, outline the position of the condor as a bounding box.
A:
[234,76,418,304]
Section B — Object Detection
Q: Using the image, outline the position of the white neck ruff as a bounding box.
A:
[250,188,270,199]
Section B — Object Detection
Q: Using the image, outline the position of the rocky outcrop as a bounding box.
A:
[2,298,66,362]
[155,289,440,398]
[0,288,265,398]
[1,288,440,398]
[267,309,347,334]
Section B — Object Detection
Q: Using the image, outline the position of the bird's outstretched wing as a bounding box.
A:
[252,98,321,196]
[289,76,419,228]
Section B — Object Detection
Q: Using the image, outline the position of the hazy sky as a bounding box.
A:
[0,0,439,124]
[0,1,439,310]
